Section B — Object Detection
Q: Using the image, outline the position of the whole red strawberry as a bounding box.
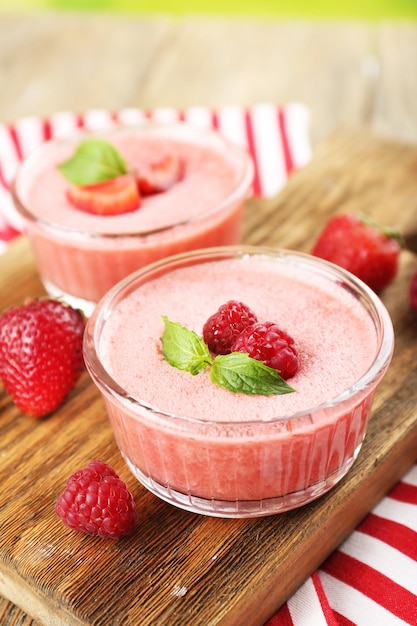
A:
[231,321,299,379]
[203,300,258,355]
[312,213,401,292]
[0,299,85,417]
[410,270,417,315]
[55,460,136,539]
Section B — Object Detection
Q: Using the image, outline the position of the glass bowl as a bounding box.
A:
[83,246,394,517]
[11,123,254,316]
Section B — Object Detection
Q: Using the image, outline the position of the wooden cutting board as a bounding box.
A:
[1,128,417,626]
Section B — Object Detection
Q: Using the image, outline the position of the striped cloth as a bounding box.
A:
[1,105,416,625]
[0,103,311,252]
[268,463,417,626]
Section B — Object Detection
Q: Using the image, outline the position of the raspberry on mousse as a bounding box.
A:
[203,300,258,355]
[231,321,299,380]
[202,301,299,381]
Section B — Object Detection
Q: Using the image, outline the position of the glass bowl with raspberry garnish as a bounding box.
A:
[84,246,394,518]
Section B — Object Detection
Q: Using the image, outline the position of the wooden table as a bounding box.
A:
[1,11,417,626]
[1,12,417,147]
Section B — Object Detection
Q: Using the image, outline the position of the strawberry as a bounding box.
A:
[55,460,136,539]
[0,299,85,418]
[137,155,183,195]
[312,213,401,292]
[66,174,140,216]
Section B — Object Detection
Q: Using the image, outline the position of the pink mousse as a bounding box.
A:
[23,130,244,235]
[88,252,391,509]
[14,124,252,305]
[99,257,377,422]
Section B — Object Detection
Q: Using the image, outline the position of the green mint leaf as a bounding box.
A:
[161,316,212,375]
[210,352,295,396]
[58,138,128,185]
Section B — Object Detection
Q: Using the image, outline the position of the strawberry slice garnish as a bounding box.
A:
[60,136,182,214]
[66,174,141,216]
[137,155,183,195]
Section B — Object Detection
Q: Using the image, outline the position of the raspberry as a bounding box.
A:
[231,321,299,379]
[55,460,136,539]
[203,300,258,355]
[0,299,85,418]
[410,270,417,315]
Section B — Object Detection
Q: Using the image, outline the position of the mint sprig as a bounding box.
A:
[58,138,128,186]
[210,352,294,396]
[161,317,295,396]
[161,316,212,375]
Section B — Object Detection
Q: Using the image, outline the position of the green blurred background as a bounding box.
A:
[2,0,417,18]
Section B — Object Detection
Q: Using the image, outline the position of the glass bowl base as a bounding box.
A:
[42,277,97,317]
[123,444,362,518]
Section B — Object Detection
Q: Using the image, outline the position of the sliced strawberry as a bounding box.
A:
[66,174,141,216]
[137,155,183,195]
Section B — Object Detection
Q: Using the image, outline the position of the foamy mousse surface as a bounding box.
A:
[23,128,241,235]
[99,256,378,422]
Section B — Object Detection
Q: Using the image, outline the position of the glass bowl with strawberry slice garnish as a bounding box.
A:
[83,245,394,518]
[11,123,254,316]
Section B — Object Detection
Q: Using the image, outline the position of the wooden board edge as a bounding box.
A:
[0,567,85,626]
[221,416,417,626]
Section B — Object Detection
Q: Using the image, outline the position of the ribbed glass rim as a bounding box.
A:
[11,121,255,239]
[83,245,395,427]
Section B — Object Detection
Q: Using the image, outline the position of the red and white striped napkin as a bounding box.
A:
[0,103,311,252]
[267,462,417,626]
[1,104,416,625]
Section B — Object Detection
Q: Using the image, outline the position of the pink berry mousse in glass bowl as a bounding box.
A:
[83,246,394,518]
[11,123,254,316]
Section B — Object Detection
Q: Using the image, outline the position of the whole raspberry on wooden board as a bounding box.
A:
[55,460,136,539]
[312,213,402,292]
[0,299,85,418]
